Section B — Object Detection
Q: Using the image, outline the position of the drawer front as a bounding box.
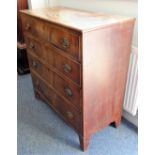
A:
[22,14,48,41]
[48,87,82,132]
[25,36,47,60]
[21,14,81,61]
[49,72,81,108]
[31,73,49,99]
[28,54,49,81]
[49,26,81,61]
[46,46,81,85]
[31,72,82,132]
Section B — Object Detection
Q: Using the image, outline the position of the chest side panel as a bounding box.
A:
[82,20,135,137]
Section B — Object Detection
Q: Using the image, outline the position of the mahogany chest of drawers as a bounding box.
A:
[20,7,135,151]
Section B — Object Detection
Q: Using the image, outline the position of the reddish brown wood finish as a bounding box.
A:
[79,135,91,151]
[17,0,28,43]
[53,73,81,109]
[49,26,81,60]
[21,13,82,61]
[31,72,82,133]
[20,7,135,151]
[81,21,135,149]
[25,36,47,60]
[31,73,49,98]
[22,14,49,41]
[28,54,49,81]
[46,45,81,86]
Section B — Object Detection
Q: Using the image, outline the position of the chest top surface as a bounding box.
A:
[20,6,134,32]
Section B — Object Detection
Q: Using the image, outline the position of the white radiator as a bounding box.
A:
[123,46,138,116]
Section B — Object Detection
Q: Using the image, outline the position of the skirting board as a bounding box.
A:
[122,110,138,127]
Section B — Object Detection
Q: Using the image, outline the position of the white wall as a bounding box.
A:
[48,0,57,7]
[28,0,48,9]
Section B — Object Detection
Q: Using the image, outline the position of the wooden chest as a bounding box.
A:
[20,7,135,151]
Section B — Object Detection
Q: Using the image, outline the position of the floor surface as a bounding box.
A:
[17,74,138,155]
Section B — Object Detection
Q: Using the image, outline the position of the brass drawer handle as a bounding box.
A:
[61,38,70,48]
[63,64,72,73]
[64,86,73,97]
[25,23,31,30]
[66,111,73,119]
[32,61,37,68]
[29,43,35,49]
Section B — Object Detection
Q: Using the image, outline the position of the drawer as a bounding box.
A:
[46,46,81,85]
[49,26,81,61]
[31,73,49,99]
[22,14,48,41]
[28,54,49,81]
[49,72,81,108]
[25,36,47,60]
[48,87,82,132]
[31,73,82,132]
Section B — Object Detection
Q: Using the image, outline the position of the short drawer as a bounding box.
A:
[49,26,81,61]
[28,54,49,81]
[49,72,81,108]
[46,45,81,86]
[25,36,47,60]
[48,88,82,132]
[21,14,48,41]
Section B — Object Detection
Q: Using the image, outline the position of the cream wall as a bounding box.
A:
[49,0,138,47]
